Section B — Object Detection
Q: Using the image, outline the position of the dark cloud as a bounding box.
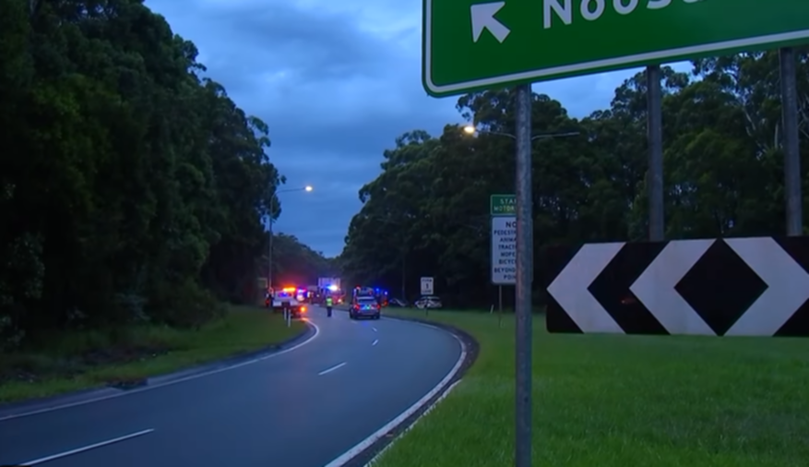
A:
[144,0,690,257]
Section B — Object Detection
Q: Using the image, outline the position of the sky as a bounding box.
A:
[145,0,689,258]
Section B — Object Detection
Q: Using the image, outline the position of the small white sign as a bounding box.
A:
[491,216,516,284]
[420,277,434,295]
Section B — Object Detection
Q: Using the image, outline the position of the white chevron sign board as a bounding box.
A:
[543,237,809,336]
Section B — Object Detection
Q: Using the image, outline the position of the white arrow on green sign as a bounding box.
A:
[423,0,809,97]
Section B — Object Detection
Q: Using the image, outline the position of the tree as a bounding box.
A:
[340,51,809,309]
[0,0,328,346]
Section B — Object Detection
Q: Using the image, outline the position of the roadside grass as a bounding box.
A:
[0,306,306,404]
[376,308,809,467]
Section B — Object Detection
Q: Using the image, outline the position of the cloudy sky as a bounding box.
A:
[145,0,688,258]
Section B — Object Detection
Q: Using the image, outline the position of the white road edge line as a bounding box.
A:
[372,327,378,332]
[0,321,320,422]
[318,362,347,376]
[20,428,155,465]
[323,321,467,467]
[366,379,462,466]
[372,339,379,346]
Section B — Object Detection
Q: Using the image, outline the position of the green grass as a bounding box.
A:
[375,309,809,467]
[0,306,306,403]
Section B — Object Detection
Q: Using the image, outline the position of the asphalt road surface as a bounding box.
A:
[0,307,462,467]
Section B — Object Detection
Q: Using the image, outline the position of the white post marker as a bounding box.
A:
[491,216,516,285]
[420,277,434,295]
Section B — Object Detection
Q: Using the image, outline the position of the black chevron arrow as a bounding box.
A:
[587,241,669,334]
[542,243,585,333]
[773,236,809,336]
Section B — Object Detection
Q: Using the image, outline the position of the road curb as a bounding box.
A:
[332,313,480,467]
[0,318,315,420]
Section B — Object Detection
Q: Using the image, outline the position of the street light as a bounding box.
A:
[462,122,579,326]
[463,123,579,141]
[268,185,313,292]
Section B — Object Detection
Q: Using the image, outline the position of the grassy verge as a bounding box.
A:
[0,306,306,404]
[376,308,809,466]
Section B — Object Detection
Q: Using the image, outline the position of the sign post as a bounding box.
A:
[513,85,534,467]
[420,277,434,295]
[491,195,517,329]
[423,0,809,96]
[420,277,434,316]
[424,3,809,467]
[491,195,517,290]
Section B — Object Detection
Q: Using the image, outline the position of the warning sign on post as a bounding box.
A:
[491,216,516,285]
[420,277,434,295]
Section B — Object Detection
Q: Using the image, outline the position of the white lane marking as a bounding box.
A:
[318,362,347,376]
[372,327,377,332]
[0,321,320,422]
[19,428,154,465]
[372,339,378,346]
[367,379,462,465]
[323,320,467,467]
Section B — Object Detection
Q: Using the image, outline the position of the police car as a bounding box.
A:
[349,295,381,320]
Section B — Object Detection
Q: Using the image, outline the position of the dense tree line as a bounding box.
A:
[339,51,809,308]
[0,0,330,348]
[264,233,336,288]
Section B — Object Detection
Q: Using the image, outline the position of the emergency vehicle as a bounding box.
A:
[350,286,381,320]
[266,286,307,318]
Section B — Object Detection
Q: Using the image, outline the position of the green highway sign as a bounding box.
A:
[491,194,516,216]
[423,0,809,97]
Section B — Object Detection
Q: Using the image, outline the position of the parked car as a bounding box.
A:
[388,298,408,308]
[414,295,442,309]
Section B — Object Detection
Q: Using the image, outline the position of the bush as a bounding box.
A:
[152,279,225,329]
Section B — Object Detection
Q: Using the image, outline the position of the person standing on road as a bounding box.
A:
[325,296,333,317]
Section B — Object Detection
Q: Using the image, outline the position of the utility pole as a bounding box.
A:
[267,185,314,291]
[401,251,407,302]
[268,208,274,291]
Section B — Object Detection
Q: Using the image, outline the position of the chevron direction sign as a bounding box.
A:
[542,237,809,336]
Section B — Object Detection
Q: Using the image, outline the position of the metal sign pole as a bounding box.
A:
[646,65,664,242]
[498,285,503,328]
[780,47,802,237]
[514,83,534,467]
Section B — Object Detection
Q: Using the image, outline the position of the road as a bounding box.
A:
[0,307,463,467]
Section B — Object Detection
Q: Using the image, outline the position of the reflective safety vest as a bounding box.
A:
[326,297,333,306]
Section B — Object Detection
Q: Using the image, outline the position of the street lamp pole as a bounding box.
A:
[401,245,406,302]
[269,205,274,291]
[463,116,579,467]
[267,185,313,291]
[463,124,579,141]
